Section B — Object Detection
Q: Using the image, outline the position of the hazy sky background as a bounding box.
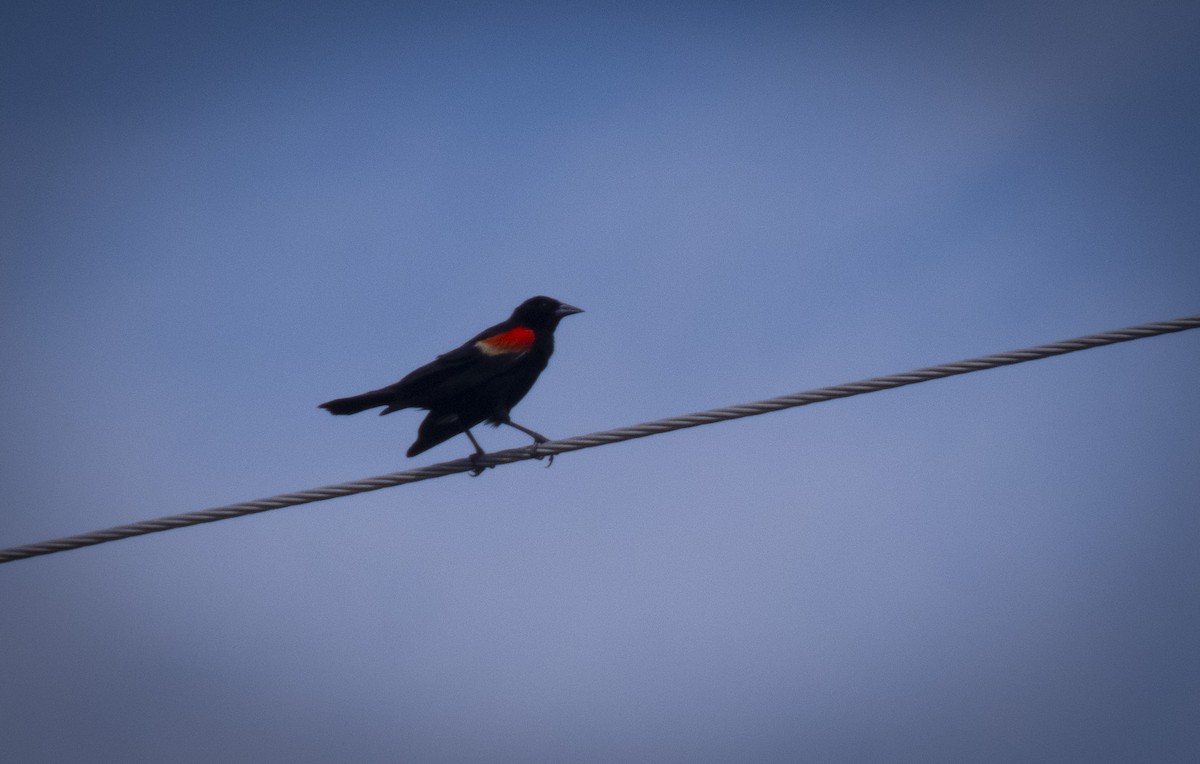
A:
[3,1,1199,761]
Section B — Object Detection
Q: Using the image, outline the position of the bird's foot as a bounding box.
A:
[468,452,494,477]
[529,437,555,469]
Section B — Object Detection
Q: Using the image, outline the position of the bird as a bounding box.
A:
[319,296,583,472]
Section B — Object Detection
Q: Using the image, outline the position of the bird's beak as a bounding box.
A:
[554,303,584,317]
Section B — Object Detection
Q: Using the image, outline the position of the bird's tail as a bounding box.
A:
[318,389,400,416]
[407,411,469,457]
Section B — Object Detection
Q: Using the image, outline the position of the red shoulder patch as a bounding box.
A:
[477,326,535,355]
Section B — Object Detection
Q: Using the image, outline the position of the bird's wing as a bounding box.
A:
[389,324,537,405]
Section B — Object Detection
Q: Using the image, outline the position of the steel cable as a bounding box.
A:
[2,313,1197,565]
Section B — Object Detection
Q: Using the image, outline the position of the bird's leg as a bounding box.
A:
[463,428,491,477]
[502,418,555,468]
[504,419,549,443]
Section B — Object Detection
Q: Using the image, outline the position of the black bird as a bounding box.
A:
[320,296,583,470]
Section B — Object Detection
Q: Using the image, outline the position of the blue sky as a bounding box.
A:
[2,1,1199,761]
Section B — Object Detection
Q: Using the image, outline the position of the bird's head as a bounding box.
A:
[512,296,584,329]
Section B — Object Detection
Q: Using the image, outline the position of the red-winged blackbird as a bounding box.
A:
[320,296,583,468]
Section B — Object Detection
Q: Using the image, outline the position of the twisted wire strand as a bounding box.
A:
[2,313,1197,565]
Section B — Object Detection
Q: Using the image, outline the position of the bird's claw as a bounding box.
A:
[530,439,555,469]
[468,453,493,477]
